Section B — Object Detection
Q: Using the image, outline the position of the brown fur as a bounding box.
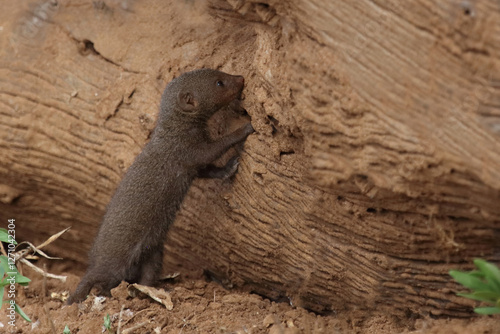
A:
[67,69,254,304]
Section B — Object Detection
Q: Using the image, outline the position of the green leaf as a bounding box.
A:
[63,325,71,334]
[469,270,485,279]
[15,273,31,286]
[0,256,11,274]
[0,229,9,243]
[0,257,30,286]
[0,228,17,245]
[14,303,31,322]
[0,285,4,309]
[457,291,500,303]
[104,313,112,330]
[474,306,500,315]
[449,270,491,291]
[474,259,500,293]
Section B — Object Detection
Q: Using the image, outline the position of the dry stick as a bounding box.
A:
[117,304,125,334]
[33,227,71,250]
[42,263,48,298]
[122,321,149,334]
[178,313,195,334]
[179,320,188,334]
[17,255,26,300]
[16,241,62,260]
[120,308,149,327]
[14,227,71,262]
[12,227,70,282]
[19,258,67,282]
[43,304,57,334]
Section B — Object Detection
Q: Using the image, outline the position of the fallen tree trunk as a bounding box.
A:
[1,0,499,318]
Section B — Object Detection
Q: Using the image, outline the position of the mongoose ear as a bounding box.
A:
[177,91,198,112]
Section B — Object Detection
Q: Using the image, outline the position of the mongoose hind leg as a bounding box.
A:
[67,273,96,305]
[138,245,164,286]
[94,279,119,297]
[67,270,121,304]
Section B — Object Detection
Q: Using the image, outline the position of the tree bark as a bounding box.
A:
[1,0,499,317]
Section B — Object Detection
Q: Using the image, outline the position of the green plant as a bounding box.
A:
[450,259,500,315]
[63,325,71,334]
[104,313,114,333]
[0,228,31,322]
[0,228,15,246]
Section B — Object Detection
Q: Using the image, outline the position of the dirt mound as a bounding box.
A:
[2,264,498,333]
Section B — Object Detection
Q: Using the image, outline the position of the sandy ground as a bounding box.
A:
[1,261,498,334]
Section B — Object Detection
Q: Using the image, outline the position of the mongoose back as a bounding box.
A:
[67,69,254,304]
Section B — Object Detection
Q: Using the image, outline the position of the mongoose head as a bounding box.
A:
[161,68,244,121]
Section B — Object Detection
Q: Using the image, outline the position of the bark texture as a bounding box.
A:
[1,0,499,318]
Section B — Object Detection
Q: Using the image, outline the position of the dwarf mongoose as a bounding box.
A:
[67,69,254,304]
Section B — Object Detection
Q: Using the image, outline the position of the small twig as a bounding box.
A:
[122,321,149,334]
[42,263,48,298]
[117,304,125,334]
[19,258,67,282]
[16,256,25,300]
[178,314,195,334]
[9,227,70,282]
[35,227,71,250]
[43,304,57,334]
[179,322,187,334]
[179,320,188,334]
[120,308,148,327]
[16,241,62,261]
[14,227,70,262]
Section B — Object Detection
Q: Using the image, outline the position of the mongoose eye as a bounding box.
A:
[216,80,224,87]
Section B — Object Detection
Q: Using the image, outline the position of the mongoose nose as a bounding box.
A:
[235,76,244,84]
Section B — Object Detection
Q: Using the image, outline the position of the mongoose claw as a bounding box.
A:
[224,156,240,179]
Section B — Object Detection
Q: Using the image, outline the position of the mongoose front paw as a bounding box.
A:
[229,99,247,114]
[224,156,240,179]
[243,122,254,136]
